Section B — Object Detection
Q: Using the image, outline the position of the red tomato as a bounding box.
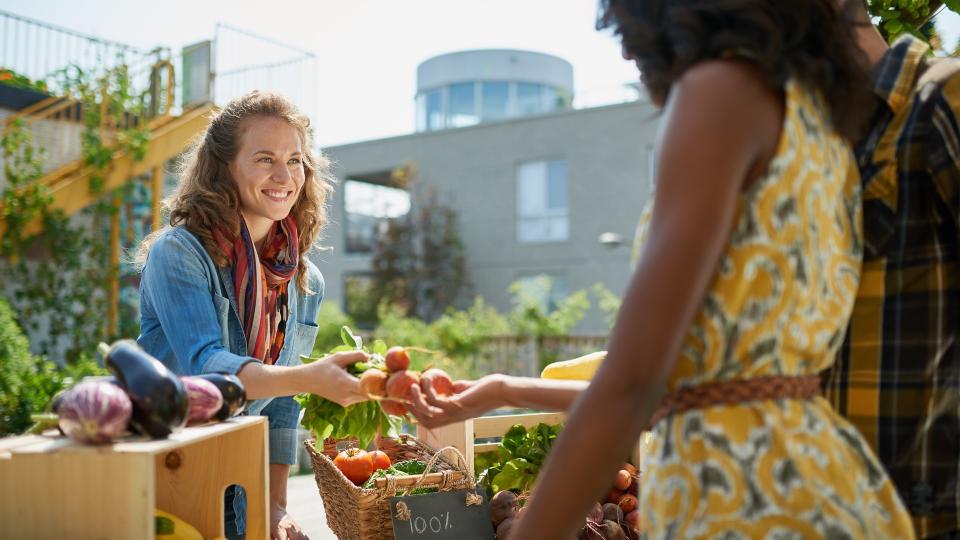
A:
[333,448,374,485]
[369,450,392,471]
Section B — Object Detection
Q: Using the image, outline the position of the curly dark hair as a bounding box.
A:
[597,0,874,141]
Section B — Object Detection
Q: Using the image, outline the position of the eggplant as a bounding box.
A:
[57,380,132,445]
[194,373,247,420]
[99,340,189,439]
[181,376,223,424]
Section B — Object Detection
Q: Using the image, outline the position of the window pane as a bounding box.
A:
[448,82,478,127]
[344,180,411,253]
[517,161,547,217]
[541,86,560,112]
[516,160,568,243]
[481,82,509,121]
[416,94,426,132]
[546,161,567,210]
[426,90,443,131]
[516,83,542,116]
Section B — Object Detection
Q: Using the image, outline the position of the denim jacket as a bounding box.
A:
[137,226,322,465]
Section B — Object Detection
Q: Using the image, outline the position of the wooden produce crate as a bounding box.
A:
[416,411,650,477]
[0,416,268,540]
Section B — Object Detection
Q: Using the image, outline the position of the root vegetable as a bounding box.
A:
[359,369,388,398]
[385,346,411,372]
[603,520,626,540]
[618,494,638,514]
[623,463,638,476]
[489,490,519,527]
[380,399,408,417]
[602,502,623,524]
[614,469,632,491]
[385,370,420,401]
[496,516,517,539]
[420,368,454,396]
[607,488,626,504]
[625,510,640,531]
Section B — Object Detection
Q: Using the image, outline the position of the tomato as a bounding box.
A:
[333,448,374,485]
[369,450,392,471]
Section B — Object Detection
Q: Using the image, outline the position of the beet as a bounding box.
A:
[489,490,518,527]
[496,517,517,539]
[181,376,223,424]
[57,380,132,444]
[603,520,626,540]
[420,368,454,396]
[603,502,623,524]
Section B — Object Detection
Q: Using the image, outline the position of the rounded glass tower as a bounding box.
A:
[415,49,574,132]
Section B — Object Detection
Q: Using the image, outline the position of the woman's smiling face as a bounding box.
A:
[228,115,305,241]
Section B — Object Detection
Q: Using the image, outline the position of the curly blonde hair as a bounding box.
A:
[136,90,333,291]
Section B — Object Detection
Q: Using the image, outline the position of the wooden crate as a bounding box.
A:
[416,412,649,477]
[0,416,268,540]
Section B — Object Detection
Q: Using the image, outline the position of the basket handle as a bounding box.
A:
[400,445,474,496]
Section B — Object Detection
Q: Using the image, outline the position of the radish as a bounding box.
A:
[57,380,132,444]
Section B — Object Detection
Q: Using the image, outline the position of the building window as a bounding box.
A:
[514,273,569,313]
[344,179,411,254]
[448,82,478,127]
[426,89,444,131]
[481,81,509,122]
[517,159,568,243]
[516,82,543,116]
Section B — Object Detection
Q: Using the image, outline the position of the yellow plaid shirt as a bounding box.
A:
[825,36,960,539]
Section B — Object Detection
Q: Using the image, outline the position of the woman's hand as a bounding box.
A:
[407,374,507,428]
[307,350,368,407]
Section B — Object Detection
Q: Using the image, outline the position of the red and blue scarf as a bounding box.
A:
[216,216,299,364]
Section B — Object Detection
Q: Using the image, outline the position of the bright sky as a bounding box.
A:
[5,1,960,148]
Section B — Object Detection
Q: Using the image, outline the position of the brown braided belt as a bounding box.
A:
[649,374,822,427]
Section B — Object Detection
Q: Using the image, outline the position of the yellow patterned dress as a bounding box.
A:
[634,80,915,539]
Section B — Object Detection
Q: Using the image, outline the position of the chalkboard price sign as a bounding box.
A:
[390,490,495,540]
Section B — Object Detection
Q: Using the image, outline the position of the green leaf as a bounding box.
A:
[340,325,357,348]
[491,458,538,493]
[372,339,388,356]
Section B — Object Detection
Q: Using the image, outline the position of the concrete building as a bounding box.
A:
[313,50,660,331]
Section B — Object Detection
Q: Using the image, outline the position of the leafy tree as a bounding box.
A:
[867,0,959,44]
[369,167,470,323]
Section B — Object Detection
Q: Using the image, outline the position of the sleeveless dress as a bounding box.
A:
[634,80,915,539]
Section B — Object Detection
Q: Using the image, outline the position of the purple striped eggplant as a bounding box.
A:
[57,380,132,444]
[181,376,223,424]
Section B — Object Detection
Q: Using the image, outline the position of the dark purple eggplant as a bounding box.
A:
[99,340,188,439]
[194,373,247,420]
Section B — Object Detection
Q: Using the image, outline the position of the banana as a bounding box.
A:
[540,350,608,380]
[155,508,204,540]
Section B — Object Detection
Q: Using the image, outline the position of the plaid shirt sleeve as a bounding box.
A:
[826,36,960,539]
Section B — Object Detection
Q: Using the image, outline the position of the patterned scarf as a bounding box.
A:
[215,216,299,364]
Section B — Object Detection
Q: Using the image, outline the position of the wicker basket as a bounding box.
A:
[306,435,476,540]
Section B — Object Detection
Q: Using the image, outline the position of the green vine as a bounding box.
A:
[1,59,152,361]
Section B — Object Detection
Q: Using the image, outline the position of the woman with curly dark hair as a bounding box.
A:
[407,1,916,538]
[506,0,914,537]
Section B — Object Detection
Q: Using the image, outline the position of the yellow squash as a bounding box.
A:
[155,508,204,540]
[540,350,607,380]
